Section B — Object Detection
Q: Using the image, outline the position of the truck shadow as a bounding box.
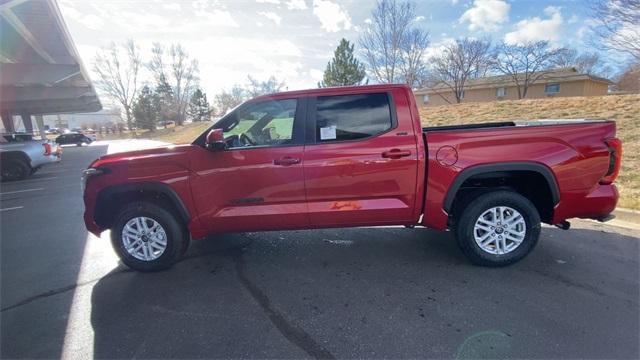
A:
[90,226,639,359]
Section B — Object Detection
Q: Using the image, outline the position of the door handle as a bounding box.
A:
[273,157,301,166]
[382,149,411,159]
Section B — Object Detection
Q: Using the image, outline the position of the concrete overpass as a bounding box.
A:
[0,0,101,136]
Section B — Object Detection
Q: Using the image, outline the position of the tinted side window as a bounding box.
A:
[315,93,392,142]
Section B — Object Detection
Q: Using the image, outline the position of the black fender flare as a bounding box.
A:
[96,182,191,224]
[442,162,560,213]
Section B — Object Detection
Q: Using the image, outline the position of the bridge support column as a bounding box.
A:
[1,111,15,133]
[21,112,33,134]
[34,114,47,140]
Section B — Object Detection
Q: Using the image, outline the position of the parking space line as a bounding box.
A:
[0,206,24,212]
[2,176,59,183]
[0,188,44,195]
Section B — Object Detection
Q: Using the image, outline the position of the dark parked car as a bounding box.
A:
[56,133,93,146]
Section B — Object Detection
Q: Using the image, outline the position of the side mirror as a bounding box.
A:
[205,129,226,151]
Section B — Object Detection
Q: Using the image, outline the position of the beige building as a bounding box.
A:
[415,68,611,107]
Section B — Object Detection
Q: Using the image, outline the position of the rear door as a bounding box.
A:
[303,89,419,227]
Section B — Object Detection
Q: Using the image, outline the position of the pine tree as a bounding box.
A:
[155,74,177,127]
[319,38,367,87]
[187,88,212,122]
[132,86,159,131]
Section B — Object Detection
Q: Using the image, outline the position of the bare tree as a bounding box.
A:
[614,62,640,92]
[552,48,614,78]
[213,85,246,116]
[399,28,430,88]
[430,38,492,103]
[590,0,640,61]
[492,41,567,99]
[359,0,428,84]
[93,40,141,130]
[147,43,200,125]
[246,75,286,97]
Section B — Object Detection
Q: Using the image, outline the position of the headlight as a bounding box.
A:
[81,168,104,193]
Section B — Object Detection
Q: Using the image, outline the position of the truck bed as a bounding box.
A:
[420,119,617,230]
[422,119,611,132]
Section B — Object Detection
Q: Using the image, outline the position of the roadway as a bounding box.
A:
[1,144,638,359]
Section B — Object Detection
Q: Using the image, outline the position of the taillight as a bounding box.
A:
[600,138,622,185]
[43,143,51,155]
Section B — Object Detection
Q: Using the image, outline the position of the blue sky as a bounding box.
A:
[58,0,606,101]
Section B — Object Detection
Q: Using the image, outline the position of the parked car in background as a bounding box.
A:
[56,132,93,146]
[83,84,622,272]
[1,133,61,181]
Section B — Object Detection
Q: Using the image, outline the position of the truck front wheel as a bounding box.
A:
[111,201,189,272]
[455,190,541,267]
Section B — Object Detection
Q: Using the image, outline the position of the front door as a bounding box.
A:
[303,90,419,227]
[189,97,308,234]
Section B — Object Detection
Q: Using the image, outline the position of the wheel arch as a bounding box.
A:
[444,162,560,224]
[0,150,31,165]
[94,182,191,229]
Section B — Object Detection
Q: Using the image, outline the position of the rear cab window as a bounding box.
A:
[314,93,393,142]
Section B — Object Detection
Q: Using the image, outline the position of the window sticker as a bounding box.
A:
[319,125,337,140]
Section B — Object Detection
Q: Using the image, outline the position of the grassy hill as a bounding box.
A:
[139,94,638,210]
[419,94,639,210]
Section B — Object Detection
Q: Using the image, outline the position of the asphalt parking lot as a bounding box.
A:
[1,144,639,359]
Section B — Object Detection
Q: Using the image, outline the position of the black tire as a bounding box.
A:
[1,158,31,181]
[455,190,541,267]
[76,142,82,147]
[111,201,189,272]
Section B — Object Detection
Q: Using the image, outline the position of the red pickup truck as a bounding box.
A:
[82,84,622,271]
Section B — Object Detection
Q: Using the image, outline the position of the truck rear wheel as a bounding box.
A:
[455,190,541,267]
[1,158,31,181]
[111,201,189,272]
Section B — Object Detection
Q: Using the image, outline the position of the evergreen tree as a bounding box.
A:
[155,74,177,127]
[187,88,212,121]
[319,39,366,87]
[132,86,159,131]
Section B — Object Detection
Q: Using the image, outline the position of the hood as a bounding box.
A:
[90,144,193,168]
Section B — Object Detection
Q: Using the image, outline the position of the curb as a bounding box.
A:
[613,208,640,224]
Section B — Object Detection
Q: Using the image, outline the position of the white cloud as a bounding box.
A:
[60,5,105,30]
[184,36,304,92]
[286,0,308,10]
[162,3,181,11]
[256,0,281,4]
[258,11,282,26]
[313,0,351,32]
[504,6,563,44]
[424,38,455,60]
[414,15,425,22]
[568,14,579,24]
[309,68,324,81]
[196,9,239,27]
[451,0,459,4]
[459,0,510,32]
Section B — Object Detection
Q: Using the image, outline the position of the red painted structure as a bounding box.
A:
[83,85,621,240]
